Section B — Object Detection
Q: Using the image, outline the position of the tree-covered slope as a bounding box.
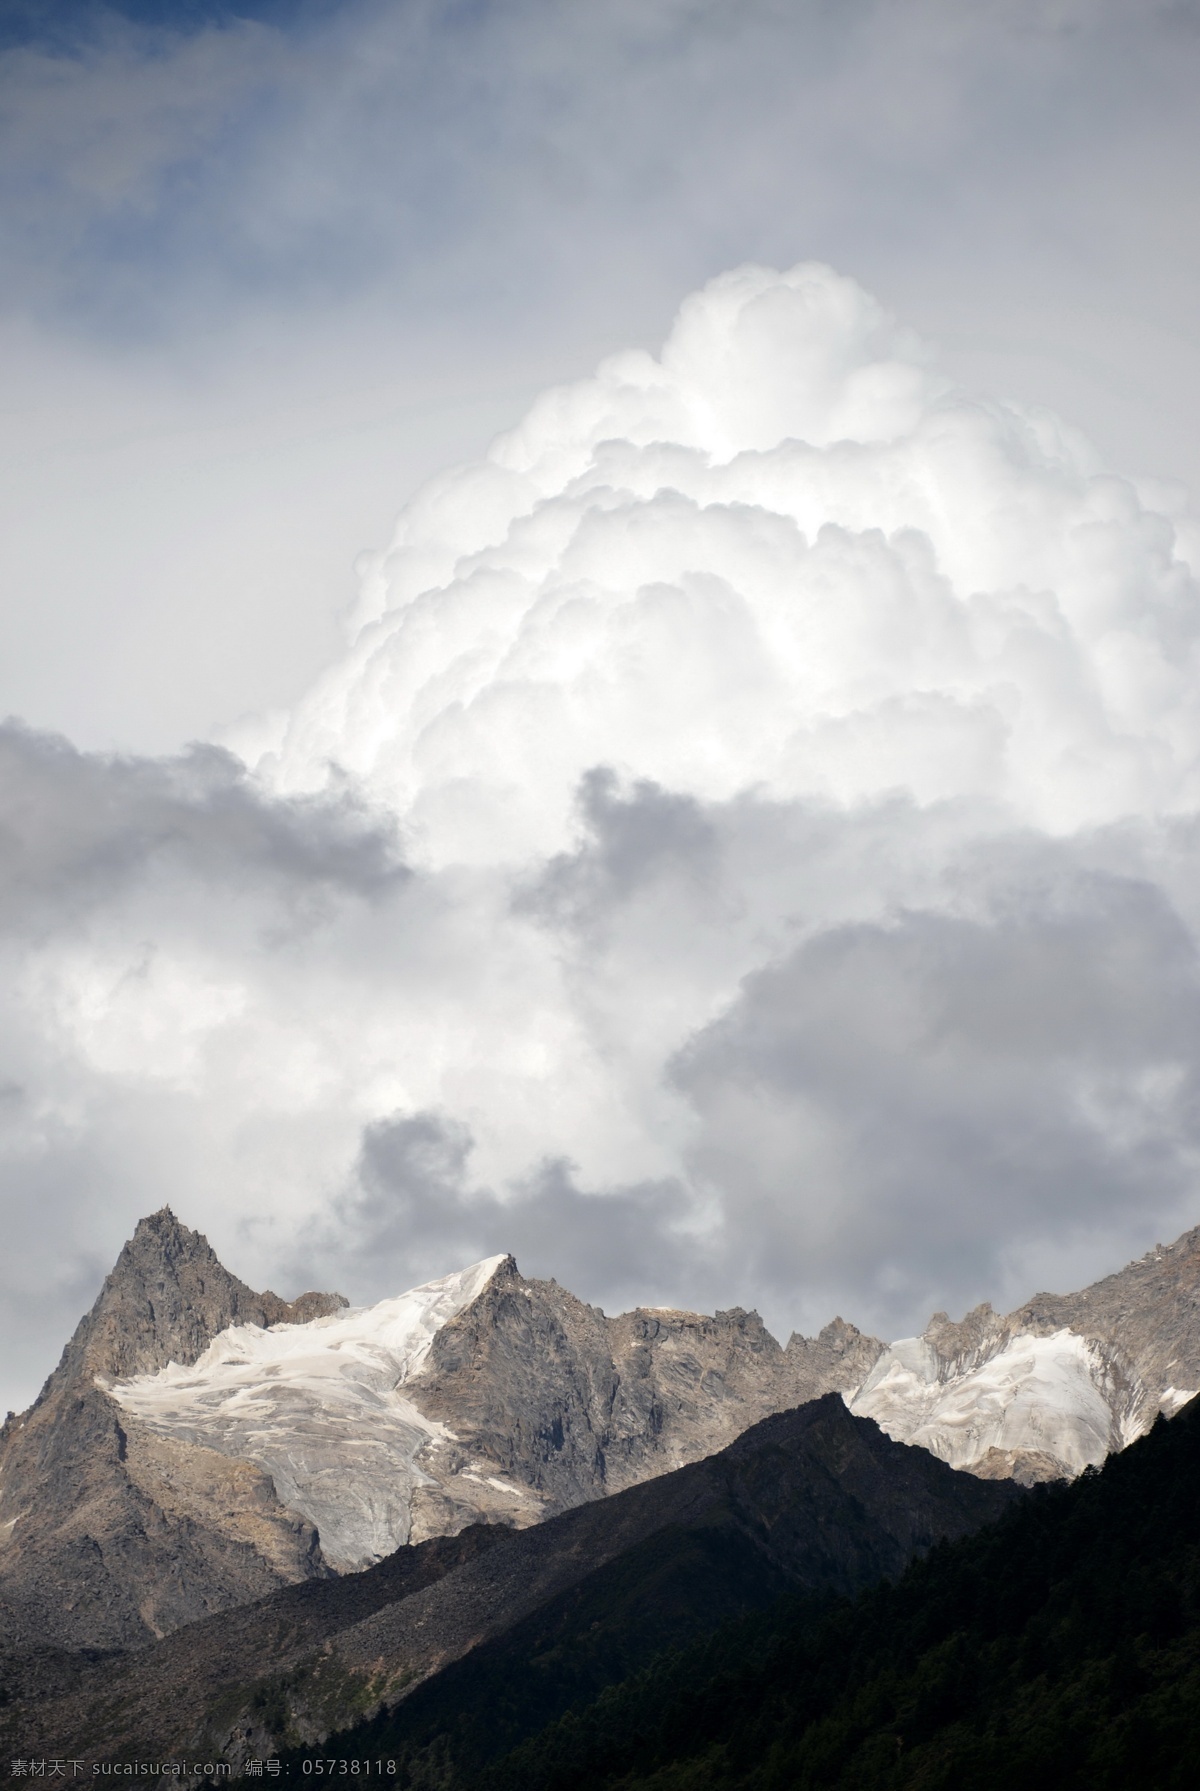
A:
[485,1396,1200,1791]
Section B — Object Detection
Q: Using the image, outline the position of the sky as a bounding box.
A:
[4,0,1200,1412]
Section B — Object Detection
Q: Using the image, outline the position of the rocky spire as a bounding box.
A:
[0,1209,346,1652]
[39,1206,347,1402]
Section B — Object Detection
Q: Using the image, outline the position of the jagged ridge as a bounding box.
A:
[0,1218,884,1649]
[10,1204,1200,1657]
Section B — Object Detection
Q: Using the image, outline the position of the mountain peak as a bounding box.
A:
[136,1204,185,1237]
[0,1208,346,1655]
[41,1210,347,1402]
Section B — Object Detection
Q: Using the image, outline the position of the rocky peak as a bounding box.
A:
[784,1314,886,1390]
[923,1301,1008,1375]
[1009,1224,1200,1398]
[35,1206,348,1404]
[814,1316,876,1356]
[0,1210,350,1653]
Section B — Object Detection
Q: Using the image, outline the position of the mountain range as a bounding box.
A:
[3,1206,1200,1775]
[0,1209,881,1650]
[3,1395,1017,1765]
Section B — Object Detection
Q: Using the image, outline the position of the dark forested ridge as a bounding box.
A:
[294,1395,1200,1789]
[476,1395,1200,1791]
[273,1399,1014,1784]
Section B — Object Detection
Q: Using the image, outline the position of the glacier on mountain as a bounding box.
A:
[108,1256,508,1569]
[847,1326,1196,1480]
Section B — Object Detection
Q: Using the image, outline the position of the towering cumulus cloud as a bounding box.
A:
[6,263,1200,1408]
[260,262,1200,845]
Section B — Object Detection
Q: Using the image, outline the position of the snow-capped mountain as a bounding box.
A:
[0,1212,880,1648]
[107,1248,884,1573]
[5,1206,1200,1655]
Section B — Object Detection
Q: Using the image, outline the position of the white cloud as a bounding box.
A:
[255,262,1200,861]
[3,261,1200,1417]
[5,0,1200,763]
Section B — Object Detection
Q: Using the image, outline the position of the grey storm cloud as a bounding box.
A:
[301,1107,701,1320]
[516,767,722,938]
[506,762,1200,1336]
[671,869,1200,1323]
[0,720,406,926]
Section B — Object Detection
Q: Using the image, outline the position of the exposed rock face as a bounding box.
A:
[410,1259,885,1518]
[4,1397,1019,1766]
[850,1228,1200,1483]
[51,1206,347,1392]
[0,1209,346,1650]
